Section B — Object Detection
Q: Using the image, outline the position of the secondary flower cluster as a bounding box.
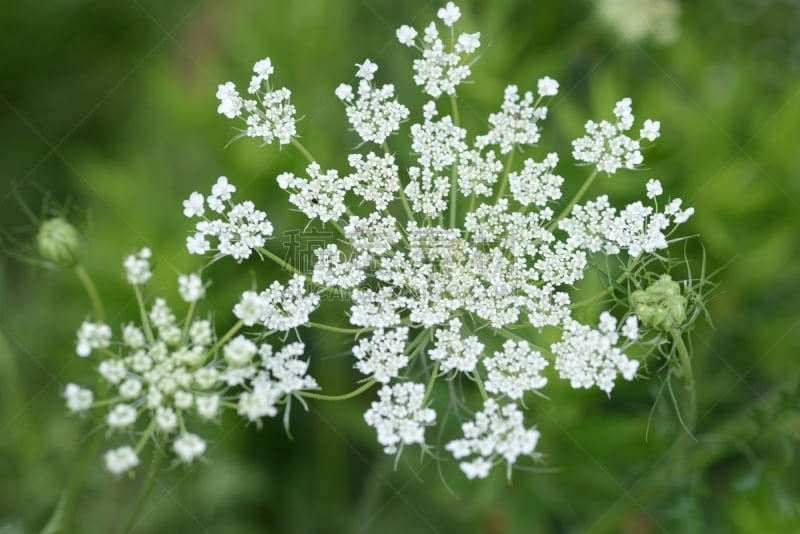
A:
[66,250,320,475]
[204,1,696,480]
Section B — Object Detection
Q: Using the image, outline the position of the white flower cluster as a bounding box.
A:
[194,2,698,481]
[184,176,274,262]
[572,98,660,174]
[233,274,320,331]
[559,179,694,258]
[397,2,480,98]
[446,399,541,479]
[216,57,296,145]
[67,252,319,476]
[363,382,436,455]
[236,341,319,423]
[336,60,410,145]
[551,312,640,394]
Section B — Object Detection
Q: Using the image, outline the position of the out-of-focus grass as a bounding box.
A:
[1,0,799,532]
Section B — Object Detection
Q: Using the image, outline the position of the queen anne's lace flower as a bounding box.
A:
[160,1,700,481]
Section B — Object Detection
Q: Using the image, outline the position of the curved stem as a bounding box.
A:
[257,247,308,278]
[74,264,105,322]
[548,169,598,231]
[116,449,166,534]
[207,320,243,358]
[305,321,368,335]
[299,379,377,401]
[291,138,315,164]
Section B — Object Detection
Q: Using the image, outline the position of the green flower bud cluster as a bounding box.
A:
[37,217,82,268]
[630,274,687,331]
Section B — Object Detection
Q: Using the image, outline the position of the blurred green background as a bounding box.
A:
[1,0,799,532]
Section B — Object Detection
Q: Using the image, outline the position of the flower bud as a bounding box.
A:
[37,217,82,268]
[630,274,687,331]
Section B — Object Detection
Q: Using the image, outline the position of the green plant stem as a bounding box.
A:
[494,150,515,202]
[300,379,377,401]
[133,285,155,345]
[671,329,696,430]
[40,429,104,534]
[207,320,243,358]
[424,361,440,403]
[257,247,307,278]
[291,138,316,164]
[74,264,105,322]
[305,321,367,335]
[116,449,166,534]
[548,169,598,231]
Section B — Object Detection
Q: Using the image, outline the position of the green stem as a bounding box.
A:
[134,286,154,345]
[423,361,440,403]
[548,169,598,231]
[182,300,196,341]
[305,321,368,335]
[116,449,166,534]
[74,264,105,322]
[258,247,308,278]
[494,150,515,202]
[473,371,489,401]
[300,379,377,401]
[291,138,316,164]
[207,320,244,358]
[671,330,696,430]
[40,429,104,534]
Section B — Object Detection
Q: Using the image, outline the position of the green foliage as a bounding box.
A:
[1,0,799,532]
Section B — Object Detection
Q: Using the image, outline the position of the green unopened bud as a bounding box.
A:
[630,274,687,331]
[37,217,82,268]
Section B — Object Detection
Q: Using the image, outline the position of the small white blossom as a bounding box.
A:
[64,383,93,412]
[75,321,112,357]
[437,2,461,26]
[646,178,663,199]
[173,432,207,463]
[537,76,559,96]
[337,64,409,145]
[123,247,152,285]
[622,315,639,340]
[216,82,242,119]
[178,273,205,303]
[107,403,137,429]
[396,25,418,46]
[104,446,139,475]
